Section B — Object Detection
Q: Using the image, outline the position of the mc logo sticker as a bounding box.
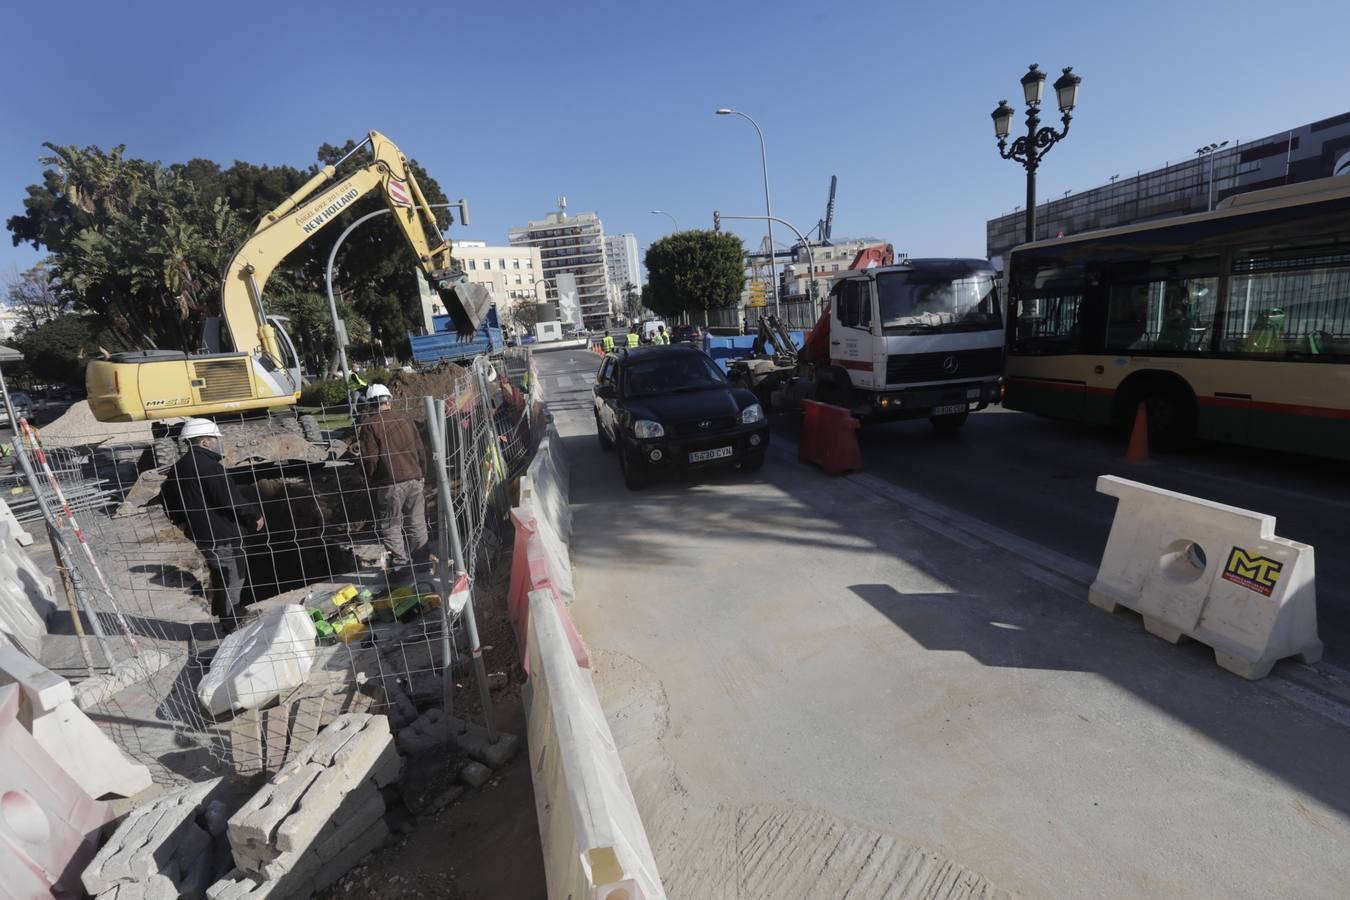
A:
[1221,547,1283,596]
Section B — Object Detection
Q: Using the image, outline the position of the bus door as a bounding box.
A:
[1008,290,1087,419]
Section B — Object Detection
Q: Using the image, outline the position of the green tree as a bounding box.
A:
[6,136,455,356]
[13,313,94,385]
[267,291,370,376]
[4,263,69,331]
[643,231,744,325]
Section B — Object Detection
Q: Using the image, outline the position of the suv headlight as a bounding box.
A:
[633,419,665,439]
[740,403,765,424]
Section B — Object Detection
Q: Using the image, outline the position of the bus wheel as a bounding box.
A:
[1141,390,1196,451]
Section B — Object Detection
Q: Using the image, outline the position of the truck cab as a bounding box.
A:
[816,258,1004,429]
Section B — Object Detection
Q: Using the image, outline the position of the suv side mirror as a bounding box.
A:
[596,383,617,399]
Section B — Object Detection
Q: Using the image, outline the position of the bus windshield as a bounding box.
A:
[877,272,1002,334]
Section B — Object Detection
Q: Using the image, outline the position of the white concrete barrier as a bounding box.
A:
[526,589,664,900]
[0,642,152,799]
[1090,475,1321,679]
[521,424,571,545]
[0,517,53,656]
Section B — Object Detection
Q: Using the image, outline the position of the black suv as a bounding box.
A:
[668,324,702,345]
[593,346,769,489]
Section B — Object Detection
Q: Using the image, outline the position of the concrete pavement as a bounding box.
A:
[536,345,1350,899]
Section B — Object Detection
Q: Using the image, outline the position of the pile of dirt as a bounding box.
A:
[37,401,153,448]
[388,366,472,405]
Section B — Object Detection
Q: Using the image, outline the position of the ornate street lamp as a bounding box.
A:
[992,64,1082,244]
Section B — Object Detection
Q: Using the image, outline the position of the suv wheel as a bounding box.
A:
[619,445,650,490]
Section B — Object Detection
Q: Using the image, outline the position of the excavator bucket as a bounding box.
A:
[436,279,494,339]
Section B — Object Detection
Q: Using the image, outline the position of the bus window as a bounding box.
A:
[1225,247,1350,357]
[1013,293,1082,352]
[1106,275,1217,354]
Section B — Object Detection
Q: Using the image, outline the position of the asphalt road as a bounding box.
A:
[532,344,1350,897]
[539,345,1350,664]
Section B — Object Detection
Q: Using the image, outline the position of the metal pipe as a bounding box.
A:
[716,109,780,316]
[423,395,456,725]
[442,375,498,741]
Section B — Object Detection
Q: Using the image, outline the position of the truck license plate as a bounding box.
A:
[933,404,967,416]
[689,446,734,463]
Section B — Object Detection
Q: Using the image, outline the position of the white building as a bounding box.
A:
[509,202,611,328]
[419,240,545,332]
[777,239,902,301]
[604,233,642,290]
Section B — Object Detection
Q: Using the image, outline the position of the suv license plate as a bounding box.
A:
[933,404,967,416]
[689,446,734,463]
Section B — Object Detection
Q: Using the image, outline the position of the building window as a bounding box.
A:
[499,259,507,269]
[483,259,491,270]
[527,260,533,269]
[513,258,520,269]
[467,259,476,270]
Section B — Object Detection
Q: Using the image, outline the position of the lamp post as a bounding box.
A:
[1195,141,1229,211]
[715,108,779,316]
[991,64,1082,244]
[715,212,819,318]
[649,209,679,231]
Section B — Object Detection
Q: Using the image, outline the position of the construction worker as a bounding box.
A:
[655,325,670,345]
[602,331,615,352]
[161,418,264,634]
[347,365,368,407]
[357,384,427,580]
[626,326,640,349]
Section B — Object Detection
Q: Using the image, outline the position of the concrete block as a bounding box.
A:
[0,641,73,711]
[82,777,221,895]
[275,754,387,852]
[227,761,324,849]
[310,818,389,893]
[295,712,371,767]
[204,799,230,836]
[197,604,316,716]
[144,872,179,900]
[1090,475,1322,679]
[460,761,491,788]
[369,740,403,788]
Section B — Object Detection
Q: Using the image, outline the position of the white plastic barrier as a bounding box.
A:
[521,424,572,545]
[0,517,53,656]
[1090,475,1321,679]
[198,604,316,715]
[526,589,665,900]
[0,643,152,799]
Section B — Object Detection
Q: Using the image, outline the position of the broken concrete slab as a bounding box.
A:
[81,777,223,897]
[460,761,491,788]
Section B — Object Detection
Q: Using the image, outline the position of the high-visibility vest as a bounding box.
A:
[602,335,615,351]
[626,332,639,347]
[656,332,669,344]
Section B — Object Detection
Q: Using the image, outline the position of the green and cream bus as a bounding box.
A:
[1003,175,1350,458]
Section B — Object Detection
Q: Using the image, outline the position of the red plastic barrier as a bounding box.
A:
[799,400,863,476]
[507,508,591,675]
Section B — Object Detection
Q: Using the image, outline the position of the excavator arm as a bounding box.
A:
[219,130,489,363]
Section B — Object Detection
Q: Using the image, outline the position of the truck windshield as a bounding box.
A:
[877,272,1002,334]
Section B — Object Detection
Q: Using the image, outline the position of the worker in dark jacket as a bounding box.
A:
[161,418,264,633]
[357,384,427,579]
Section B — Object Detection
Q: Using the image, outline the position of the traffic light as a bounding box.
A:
[713,211,721,232]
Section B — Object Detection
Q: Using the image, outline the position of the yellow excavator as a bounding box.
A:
[86,130,490,425]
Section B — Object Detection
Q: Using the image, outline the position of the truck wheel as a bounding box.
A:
[299,414,323,443]
[929,410,970,433]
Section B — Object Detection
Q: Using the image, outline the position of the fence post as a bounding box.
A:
[426,394,498,741]
[423,396,457,724]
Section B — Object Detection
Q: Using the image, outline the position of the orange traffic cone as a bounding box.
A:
[1125,402,1149,463]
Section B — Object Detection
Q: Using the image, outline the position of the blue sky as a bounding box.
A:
[3,0,1348,281]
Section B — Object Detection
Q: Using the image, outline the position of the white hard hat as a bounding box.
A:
[365,383,392,401]
[181,418,221,440]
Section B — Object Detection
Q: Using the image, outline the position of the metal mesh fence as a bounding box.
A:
[15,350,543,781]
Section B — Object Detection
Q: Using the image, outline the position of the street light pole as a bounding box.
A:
[716,108,780,316]
[1195,141,1230,212]
[649,209,679,231]
[716,212,819,317]
[991,64,1082,245]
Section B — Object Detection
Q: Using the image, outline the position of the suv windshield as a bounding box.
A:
[876,271,1002,334]
[623,353,727,397]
